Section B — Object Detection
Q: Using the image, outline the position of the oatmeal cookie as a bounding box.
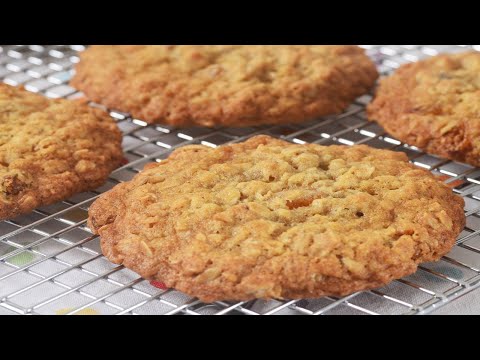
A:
[0,84,123,220]
[368,51,480,167]
[71,45,378,127]
[88,135,464,302]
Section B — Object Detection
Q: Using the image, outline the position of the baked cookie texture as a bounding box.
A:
[368,51,480,167]
[71,45,378,127]
[0,84,123,220]
[88,135,464,302]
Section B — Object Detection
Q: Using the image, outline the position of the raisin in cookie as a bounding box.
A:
[368,51,480,167]
[88,135,464,302]
[71,45,378,127]
[0,84,123,220]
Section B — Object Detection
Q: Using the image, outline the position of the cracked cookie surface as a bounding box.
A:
[368,51,480,167]
[71,45,378,127]
[88,135,464,302]
[0,84,123,220]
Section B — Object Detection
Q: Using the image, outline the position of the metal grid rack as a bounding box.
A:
[1,45,480,315]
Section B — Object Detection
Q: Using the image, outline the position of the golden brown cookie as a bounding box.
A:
[88,135,464,302]
[0,84,123,220]
[368,51,480,167]
[71,45,378,127]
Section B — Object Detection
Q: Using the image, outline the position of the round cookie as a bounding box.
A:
[0,84,123,220]
[88,135,464,302]
[368,51,480,167]
[71,45,378,127]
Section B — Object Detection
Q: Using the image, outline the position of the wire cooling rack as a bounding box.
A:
[1,45,480,315]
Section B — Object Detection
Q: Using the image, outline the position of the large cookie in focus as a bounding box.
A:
[88,135,464,302]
